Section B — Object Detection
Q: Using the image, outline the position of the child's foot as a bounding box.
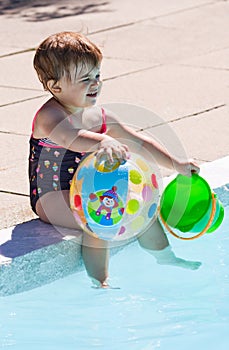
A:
[91,278,120,289]
[143,246,202,270]
[158,257,202,270]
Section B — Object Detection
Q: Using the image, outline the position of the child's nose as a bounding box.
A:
[91,79,100,86]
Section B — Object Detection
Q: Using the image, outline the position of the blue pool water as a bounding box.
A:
[0,206,228,350]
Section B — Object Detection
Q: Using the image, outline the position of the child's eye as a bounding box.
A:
[79,73,101,83]
[81,77,90,83]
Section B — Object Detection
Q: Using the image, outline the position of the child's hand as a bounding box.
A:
[96,136,129,164]
[175,159,200,177]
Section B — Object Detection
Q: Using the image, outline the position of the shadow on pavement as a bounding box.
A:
[0,219,81,258]
[0,0,110,21]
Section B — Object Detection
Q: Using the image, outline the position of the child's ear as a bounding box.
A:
[47,80,61,94]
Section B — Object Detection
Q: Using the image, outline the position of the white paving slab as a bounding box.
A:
[0,192,36,230]
[99,63,228,120]
[0,133,30,195]
[0,96,49,135]
[0,86,46,108]
[0,0,212,55]
[0,51,44,90]
[161,105,229,162]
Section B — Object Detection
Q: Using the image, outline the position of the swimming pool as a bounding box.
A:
[1,160,229,350]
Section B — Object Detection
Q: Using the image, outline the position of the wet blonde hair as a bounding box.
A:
[33,31,102,90]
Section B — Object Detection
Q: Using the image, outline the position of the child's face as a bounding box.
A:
[57,64,102,112]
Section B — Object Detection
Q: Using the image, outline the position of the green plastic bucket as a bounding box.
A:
[160,174,224,238]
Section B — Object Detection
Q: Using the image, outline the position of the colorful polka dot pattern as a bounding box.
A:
[70,153,160,241]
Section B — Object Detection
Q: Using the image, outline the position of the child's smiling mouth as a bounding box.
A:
[87,91,98,98]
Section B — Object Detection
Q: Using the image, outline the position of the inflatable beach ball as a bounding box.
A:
[70,152,160,241]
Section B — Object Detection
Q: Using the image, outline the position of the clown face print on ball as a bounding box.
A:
[70,152,160,241]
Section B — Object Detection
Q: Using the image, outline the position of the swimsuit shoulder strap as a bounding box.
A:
[100,107,107,134]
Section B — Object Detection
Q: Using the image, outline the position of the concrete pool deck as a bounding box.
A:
[0,0,229,295]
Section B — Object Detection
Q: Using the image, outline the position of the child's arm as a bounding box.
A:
[34,103,199,176]
[33,104,129,156]
[97,109,199,176]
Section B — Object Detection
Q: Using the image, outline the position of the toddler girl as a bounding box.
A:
[29,32,201,288]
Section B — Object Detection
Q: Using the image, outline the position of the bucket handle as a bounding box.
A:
[159,192,216,240]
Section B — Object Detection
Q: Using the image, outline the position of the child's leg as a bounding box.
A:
[82,232,109,287]
[138,218,201,270]
[36,190,109,286]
